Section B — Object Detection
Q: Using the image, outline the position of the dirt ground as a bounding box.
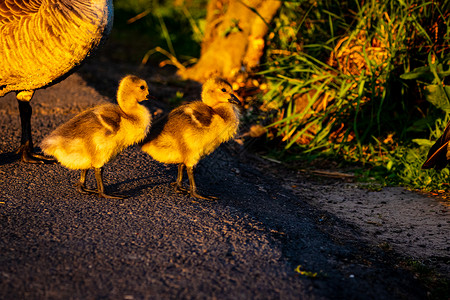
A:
[253,158,450,276]
[0,57,449,299]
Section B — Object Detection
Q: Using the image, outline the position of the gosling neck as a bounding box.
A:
[117,94,142,117]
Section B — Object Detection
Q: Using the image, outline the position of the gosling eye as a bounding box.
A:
[221,88,226,92]
[140,85,145,90]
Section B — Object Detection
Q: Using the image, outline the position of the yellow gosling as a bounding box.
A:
[0,0,113,163]
[41,75,152,199]
[141,77,241,200]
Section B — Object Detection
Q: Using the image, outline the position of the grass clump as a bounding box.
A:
[258,0,450,191]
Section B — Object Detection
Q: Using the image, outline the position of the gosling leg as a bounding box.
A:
[94,167,124,199]
[186,166,217,200]
[16,100,55,164]
[76,169,98,195]
[171,163,189,193]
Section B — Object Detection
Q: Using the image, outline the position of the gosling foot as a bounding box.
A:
[189,190,218,201]
[171,181,189,194]
[170,182,216,200]
[77,185,99,195]
[16,142,56,164]
[76,184,125,199]
[97,192,126,200]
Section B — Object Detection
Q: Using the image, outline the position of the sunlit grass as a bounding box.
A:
[258,0,450,191]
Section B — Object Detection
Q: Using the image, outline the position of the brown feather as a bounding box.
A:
[0,0,113,97]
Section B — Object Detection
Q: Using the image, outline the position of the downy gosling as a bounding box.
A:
[141,77,241,200]
[41,75,152,199]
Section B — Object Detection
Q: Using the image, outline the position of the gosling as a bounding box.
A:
[141,77,241,200]
[41,75,152,199]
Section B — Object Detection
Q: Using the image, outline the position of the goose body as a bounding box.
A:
[0,0,113,162]
[41,75,152,198]
[141,77,241,199]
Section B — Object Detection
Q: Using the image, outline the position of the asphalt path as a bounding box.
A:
[0,63,436,299]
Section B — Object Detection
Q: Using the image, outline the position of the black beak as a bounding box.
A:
[146,94,157,101]
[228,94,241,105]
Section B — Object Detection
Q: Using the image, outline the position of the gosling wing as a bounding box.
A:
[146,102,215,140]
[180,102,215,128]
[50,104,121,140]
[94,105,122,136]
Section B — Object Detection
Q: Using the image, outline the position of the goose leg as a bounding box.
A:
[171,163,188,193]
[186,166,217,200]
[94,167,124,199]
[16,99,55,164]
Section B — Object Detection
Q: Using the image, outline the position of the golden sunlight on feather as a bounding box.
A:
[41,75,152,199]
[0,0,113,163]
[141,77,241,200]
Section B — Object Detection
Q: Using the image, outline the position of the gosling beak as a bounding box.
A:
[141,94,156,102]
[228,94,241,105]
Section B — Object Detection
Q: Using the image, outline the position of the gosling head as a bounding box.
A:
[201,77,241,108]
[117,75,150,105]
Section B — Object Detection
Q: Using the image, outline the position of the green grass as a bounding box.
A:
[258,0,450,192]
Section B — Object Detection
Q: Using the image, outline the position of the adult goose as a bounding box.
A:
[0,0,113,163]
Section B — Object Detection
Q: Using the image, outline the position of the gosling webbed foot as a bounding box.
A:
[76,184,98,195]
[98,192,126,200]
[76,184,125,199]
[171,181,189,194]
[189,191,218,201]
[170,182,216,200]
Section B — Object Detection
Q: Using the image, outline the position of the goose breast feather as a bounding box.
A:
[0,0,113,97]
